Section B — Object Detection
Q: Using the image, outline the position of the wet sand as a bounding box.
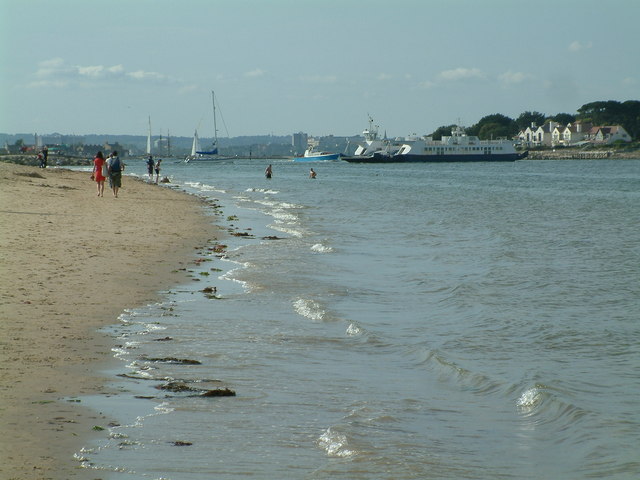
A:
[0,162,221,479]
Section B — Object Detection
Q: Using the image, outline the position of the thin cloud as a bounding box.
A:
[27,79,69,88]
[498,70,532,86]
[568,40,592,52]
[438,67,485,82]
[35,57,68,77]
[178,84,199,94]
[78,64,125,78]
[127,70,169,82]
[245,68,266,77]
[29,57,177,87]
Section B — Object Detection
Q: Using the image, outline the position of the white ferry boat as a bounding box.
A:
[342,116,404,160]
[343,124,527,163]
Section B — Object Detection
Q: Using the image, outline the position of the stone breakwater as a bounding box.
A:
[527,150,640,160]
[1,153,91,166]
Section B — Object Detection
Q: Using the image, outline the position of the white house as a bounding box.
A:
[588,125,632,144]
[533,121,560,146]
[518,123,538,145]
[518,121,630,146]
[560,121,593,145]
[517,121,559,146]
[552,125,564,146]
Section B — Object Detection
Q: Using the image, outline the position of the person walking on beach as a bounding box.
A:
[265,164,272,179]
[104,152,113,189]
[106,150,124,198]
[93,151,106,197]
[146,155,154,182]
[42,146,48,168]
[154,158,162,184]
[309,168,317,179]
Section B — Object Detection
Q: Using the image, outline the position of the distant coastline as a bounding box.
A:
[2,149,639,167]
[0,153,290,167]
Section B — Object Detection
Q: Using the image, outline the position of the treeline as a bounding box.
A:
[431,100,640,141]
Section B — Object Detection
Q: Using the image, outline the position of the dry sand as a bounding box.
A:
[0,162,221,479]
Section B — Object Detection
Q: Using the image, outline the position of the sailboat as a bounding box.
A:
[189,130,200,158]
[146,116,152,156]
[184,91,229,162]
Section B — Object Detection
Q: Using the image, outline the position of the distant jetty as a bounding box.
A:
[1,149,638,167]
[0,154,89,166]
[526,148,639,160]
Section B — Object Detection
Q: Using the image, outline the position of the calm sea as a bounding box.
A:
[77,158,640,479]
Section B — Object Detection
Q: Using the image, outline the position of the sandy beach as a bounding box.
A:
[0,162,221,479]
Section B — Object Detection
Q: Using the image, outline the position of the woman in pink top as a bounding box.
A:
[93,151,106,197]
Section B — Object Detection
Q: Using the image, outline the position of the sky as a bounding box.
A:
[1,0,638,139]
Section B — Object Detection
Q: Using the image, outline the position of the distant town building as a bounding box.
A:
[154,136,169,152]
[292,132,308,155]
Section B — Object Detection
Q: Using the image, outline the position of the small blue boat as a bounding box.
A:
[294,146,341,162]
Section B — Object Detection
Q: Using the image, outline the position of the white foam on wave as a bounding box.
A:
[184,181,224,193]
[254,198,279,208]
[317,428,356,457]
[517,386,544,410]
[154,401,175,414]
[143,323,166,332]
[220,260,252,292]
[293,298,326,322]
[346,323,363,336]
[111,346,128,358]
[269,223,304,238]
[271,209,299,222]
[311,243,333,253]
[246,187,279,194]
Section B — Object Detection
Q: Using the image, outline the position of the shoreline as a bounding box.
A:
[1,149,639,167]
[0,162,222,479]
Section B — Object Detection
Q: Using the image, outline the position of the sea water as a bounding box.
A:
[78,158,640,479]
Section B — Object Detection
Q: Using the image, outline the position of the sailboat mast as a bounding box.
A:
[146,116,152,155]
[212,90,218,147]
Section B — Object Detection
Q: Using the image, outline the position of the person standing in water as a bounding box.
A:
[154,158,162,184]
[146,155,154,181]
[265,164,272,179]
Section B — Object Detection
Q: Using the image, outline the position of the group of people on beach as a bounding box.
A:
[92,151,124,198]
[146,155,162,184]
[36,146,49,168]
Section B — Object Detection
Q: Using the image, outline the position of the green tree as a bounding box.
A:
[516,111,546,130]
[478,122,513,139]
[577,100,640,139]
[468,113,518,139]
[550,113,576,125]
[430,125,456,141]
